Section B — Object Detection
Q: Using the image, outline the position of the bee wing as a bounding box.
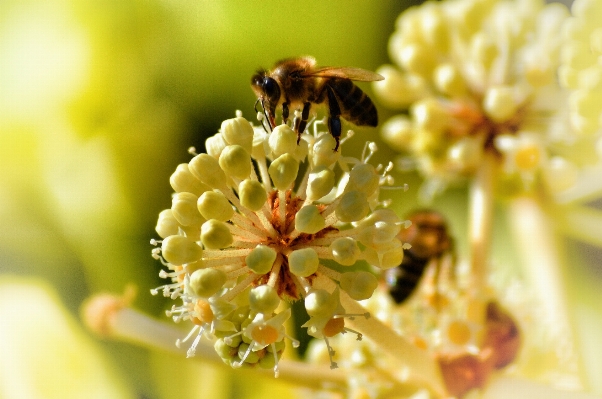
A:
[301,66,384,82]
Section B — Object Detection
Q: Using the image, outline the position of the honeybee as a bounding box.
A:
[385,210,455,304]
[251,56,384,151]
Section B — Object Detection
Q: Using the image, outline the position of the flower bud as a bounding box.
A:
[483,86,518,123]
[156,209,180,238]
[197,191,233,221]
[347,163,380,195]
[161,235,203,265]
[381,115,415,153]
[245,245,277,275]
[170,164,210,196]
[239,179,267,211]
[330,237,360,266]
[201,219,233,249]
[269,124,298,157]
[189,154,227,188]
[363,240,403,269]
[190,268,227,298]
[205,133,227,158]
[221,117,254,153]
[434,63,466,96]
[219,144,252,180]
[269,153,299,190]
[295,205,326,234]
[288,248,319,277]
[172,192,203,226]
[336,190,370,223]
[306,166,335,201]
[339,271,378,301]
[305,289,338,317]
[249,285,280,314]
[311,134,340,167]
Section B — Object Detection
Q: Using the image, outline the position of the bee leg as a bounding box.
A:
[282,102,290,125]
[294,102,311,144]
[326,86,342,151]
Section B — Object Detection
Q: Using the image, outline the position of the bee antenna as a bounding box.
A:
[255,98,272,134]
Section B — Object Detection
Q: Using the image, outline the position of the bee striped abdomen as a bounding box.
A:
[329,79,378,127]
[385,252,430,304]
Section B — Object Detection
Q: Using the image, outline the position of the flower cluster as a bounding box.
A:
[373,0,600,199]
[151,113,404,376]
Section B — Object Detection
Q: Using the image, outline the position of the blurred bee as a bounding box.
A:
[251,56,384,151]
[386,210,455,304]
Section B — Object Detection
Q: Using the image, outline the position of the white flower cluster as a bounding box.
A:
[151,113,404,375]
[373,0,599,198]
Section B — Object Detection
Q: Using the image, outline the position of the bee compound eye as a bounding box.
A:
[263,77,280,100]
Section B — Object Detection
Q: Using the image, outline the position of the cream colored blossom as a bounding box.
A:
[151,112,403,375]
[374,0,600,199]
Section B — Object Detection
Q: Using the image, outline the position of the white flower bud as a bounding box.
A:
[295,205,326,234]
[245,245,277,275]
[201,219,233,249]
[170,163,210,196]
[542,157,578,193]
[346,163,380,195]
[373,65,429,109]
[305,289,338,317]
[339,271,378,301]
[269,153,299,190]
[239,179,267,211]
[172,192,203,227]
[398,43,437,77]
[446,136,483,172]
[288,248,319,277]
[311,134,340,168]
[205,133,228,158]
[221,117,254,153]
[381,115,415,153]
[197,191,233,221]
[411,98,449,134]
[330,237,360,266]
[156,209,180,239]
[249,285,280,314]
[189,154,227,188]
[483,86,518,123]
[269,124,298,157]
[336,190,370,223]
[161,235,203,265]
[219,144,252,180]
[363,239,403,270]
[189,268,227,298]
[434,63,466,97]
[306,166,335,201]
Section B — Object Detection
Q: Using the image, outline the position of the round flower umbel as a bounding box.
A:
[151,112,403,375]
[374,0,596,198]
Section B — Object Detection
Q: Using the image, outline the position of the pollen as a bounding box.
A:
[514,146,541,171]
[251,324,280,346]
[194,300,214,324]
[447,320,472,346]
[323,317,345,338]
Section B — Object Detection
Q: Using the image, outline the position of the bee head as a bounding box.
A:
[251,69,281,106]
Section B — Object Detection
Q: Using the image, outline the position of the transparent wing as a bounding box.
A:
[300,66,384,82]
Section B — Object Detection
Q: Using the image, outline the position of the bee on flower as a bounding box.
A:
[151,111,404,376]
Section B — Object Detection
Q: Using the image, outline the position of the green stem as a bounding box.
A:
[508,195,586,389]
[468,151,495,290]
